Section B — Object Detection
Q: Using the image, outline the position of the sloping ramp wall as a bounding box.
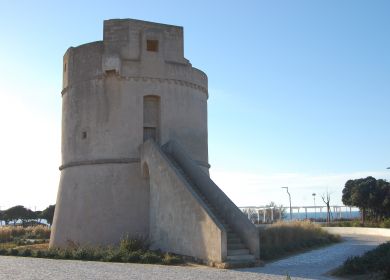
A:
[140,140,227,262]
[163,140,260,258]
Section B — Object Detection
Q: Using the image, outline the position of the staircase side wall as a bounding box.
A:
[164,140,260,259]
[140,140,226,262]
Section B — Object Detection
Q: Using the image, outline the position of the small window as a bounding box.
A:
[147,40,159,52]
[82,131,87,139]
[105,69,116,75]
[64,63,67,72]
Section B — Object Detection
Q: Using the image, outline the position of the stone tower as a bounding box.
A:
[51,19,259,265]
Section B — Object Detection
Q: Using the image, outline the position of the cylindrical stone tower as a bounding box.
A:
[50,19,209,247]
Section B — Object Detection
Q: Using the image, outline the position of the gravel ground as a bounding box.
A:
[0,234,388,280]
[0,257,293,280]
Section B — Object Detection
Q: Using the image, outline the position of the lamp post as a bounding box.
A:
[282,187,292,220]
[312,193,316,221]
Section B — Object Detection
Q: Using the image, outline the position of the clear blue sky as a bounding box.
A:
[0,0,389,210]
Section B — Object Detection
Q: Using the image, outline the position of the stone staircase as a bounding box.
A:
[163,150,255,266]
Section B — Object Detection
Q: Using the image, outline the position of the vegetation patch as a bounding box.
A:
[342,177,390,224]
[328,218,390,229]
[0,234,184,265]
[333,241,390,279]
[0,225,50,243]
[259,221,341,260]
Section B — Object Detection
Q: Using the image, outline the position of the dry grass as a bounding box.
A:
[0,227,12,242]
[16,243,49,251]
[259,220,341,260]
[28,225,51,239]
[0,225,50,242]
[0,242,17,249]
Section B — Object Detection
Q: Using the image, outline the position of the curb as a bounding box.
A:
[323,227,390,237]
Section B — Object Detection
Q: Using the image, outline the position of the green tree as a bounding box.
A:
[370,179,388,219]
[23,209,38,224]
[379,180,390,217]
[34,210,43,223]
[342,180,356,206]
[40,205,55,226]
[4,205,30,225]
[342,177,390,224]
[356,177,376,223]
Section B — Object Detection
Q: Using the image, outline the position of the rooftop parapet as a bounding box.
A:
[103,19,188,64]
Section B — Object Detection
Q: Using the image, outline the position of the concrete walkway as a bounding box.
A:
[238,234,390,279]
[0,234,388,280]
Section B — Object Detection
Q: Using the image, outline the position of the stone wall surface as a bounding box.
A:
[52,19,210,249]
[140,140,225,262]
[163,140,260,259]
[50,164,149,247]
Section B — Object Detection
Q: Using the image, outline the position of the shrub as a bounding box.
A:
[119,234,149,253]
[0,233,182,266]
[34,250,45,258]
[103,248,123,262]
[122,250,142,263]
[330,218,390,228]
[380,218,390,228]
[162,253,183,265]
[59,248,74,259]
[140,251,161,264]
[334,241,390,278]
[46,248,62,259]
[73,247,96,260]
[19,249,32,257]
[9,248,19,256]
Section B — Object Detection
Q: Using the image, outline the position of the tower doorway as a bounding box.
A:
[143,95,160,142]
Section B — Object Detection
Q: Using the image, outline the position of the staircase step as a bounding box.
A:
[221,259,257,269]
[227,237,241,243]
[228,249,249,256]
[228,243,246,250]
[227,254,255,261]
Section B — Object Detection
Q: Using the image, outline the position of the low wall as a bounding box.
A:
[323,227,390,237]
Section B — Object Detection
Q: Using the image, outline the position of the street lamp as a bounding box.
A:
[282,187,292,220]
[312,193,316,221]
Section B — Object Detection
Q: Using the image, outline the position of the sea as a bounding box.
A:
[283,210,360,221]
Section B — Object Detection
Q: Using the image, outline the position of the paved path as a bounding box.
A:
[0,234,388,280]
[238,234,390,279]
